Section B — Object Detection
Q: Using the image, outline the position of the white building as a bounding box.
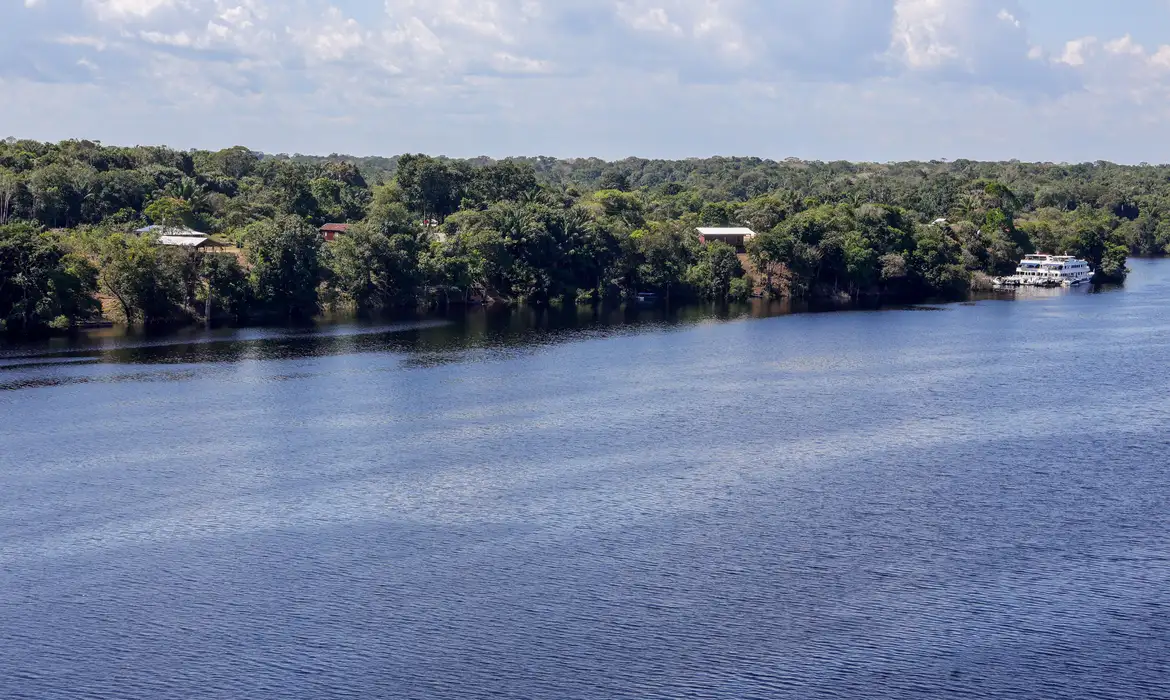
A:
[696,227,757,250]
[136,224,208,238]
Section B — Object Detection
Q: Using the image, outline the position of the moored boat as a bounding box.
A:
[993,254,1094,288]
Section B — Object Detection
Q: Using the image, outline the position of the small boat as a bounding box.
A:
[634,292,659,305]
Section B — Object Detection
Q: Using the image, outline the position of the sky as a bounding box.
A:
[3,0,1170,163]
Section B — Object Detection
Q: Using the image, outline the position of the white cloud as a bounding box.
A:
[55,35,110,50]
[289,7,365,63]
[1105,34,1144,56]
[1150,46,1170,71]
[615,5,683,37]
[489,52,551,75]
[3,0,1170,162]
[138,30,193,47]
[1059,37,1096,66]
[87,0,173,21]
[889,0,1062,85]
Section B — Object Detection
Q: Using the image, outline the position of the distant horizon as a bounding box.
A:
[7,135,1170,169]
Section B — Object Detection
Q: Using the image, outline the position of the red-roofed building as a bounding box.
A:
[320,223,351,242]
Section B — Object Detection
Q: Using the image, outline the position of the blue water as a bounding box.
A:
[2,261,1169,699]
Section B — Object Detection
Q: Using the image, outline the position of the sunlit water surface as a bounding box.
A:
[2,261,1169,699]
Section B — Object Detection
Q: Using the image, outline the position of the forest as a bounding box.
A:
[0,137,1153,331]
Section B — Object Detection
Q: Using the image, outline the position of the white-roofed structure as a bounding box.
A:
[137,224,230,251]
[136,224,208,237]
[157,235,212,248]
[696,227,757,250]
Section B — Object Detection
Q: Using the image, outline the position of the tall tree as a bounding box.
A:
[245,215,323,318]
[0,224,99,330]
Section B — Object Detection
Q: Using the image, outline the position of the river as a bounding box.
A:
[2,260,1169,699]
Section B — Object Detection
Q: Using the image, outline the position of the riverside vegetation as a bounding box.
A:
[0,138,1149,332]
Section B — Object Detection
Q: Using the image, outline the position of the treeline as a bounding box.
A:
[0,138,1143,332]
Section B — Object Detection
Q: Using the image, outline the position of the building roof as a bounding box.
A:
[136,224,208,237]
[158,235,210,247]
[696,227,757,237]
[320,223,352,232]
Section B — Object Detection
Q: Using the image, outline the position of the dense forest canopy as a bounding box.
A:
[0,137,1152,332]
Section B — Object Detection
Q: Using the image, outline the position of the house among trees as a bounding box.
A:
[156,234,219,250]
[696,227,757,252]
[135,225,228,252]
[320,223,351,242]
[136,224,208,238]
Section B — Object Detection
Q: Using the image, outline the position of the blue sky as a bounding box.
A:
[2,1,1170,163]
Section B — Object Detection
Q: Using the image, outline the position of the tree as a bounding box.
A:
[748,228,802,297]
[557,206,616,301]
[144,197,195,229]
[273,163,320,220]
[470,161,540,205]
[0,169,17,225]
[738,194,797,232]
[912,226,971,298]
[630,220,696,300]
[1061,208,1129,283]
[592,189,646,229]
[0,224,99,330]
[328,204,424,308]
[25,164,73,228]
[420,238,476,305]
[841,231,877,295]
[688,240,744,301]
[245,215,323,318]
[597,169,631,192]
[200,254,251,320]
[208,146,259,179]
[395,154,469,222]
[94,233,185,324]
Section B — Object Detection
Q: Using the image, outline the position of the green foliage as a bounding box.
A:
[328,204,424,308]
[911,226,971,299]
[597,169,631,192]
[592,189,647,229]
[0,169,18,225]
[0,138,1151,330]
[0,223,99,330]
[468,161,540,205]
[245,216,323,318]
[94,233,187,324]
[395,154,470,222]
[630,220,696,299]
[201,254,251,319]
[687,241,743,301]
[144,197,195,229]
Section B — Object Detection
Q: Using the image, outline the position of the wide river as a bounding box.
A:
[2,261,1169,699]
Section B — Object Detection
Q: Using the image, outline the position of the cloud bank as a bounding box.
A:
[2,0,1170,162]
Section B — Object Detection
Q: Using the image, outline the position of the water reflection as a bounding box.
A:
[0,301,808,368]
[0,284,1110,391]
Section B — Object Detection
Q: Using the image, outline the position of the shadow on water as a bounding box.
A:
[0,299,820,370]
[0,280,1115,391]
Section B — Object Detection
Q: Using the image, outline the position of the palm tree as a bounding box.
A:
[166,176,207,211]
[952,193,979,222]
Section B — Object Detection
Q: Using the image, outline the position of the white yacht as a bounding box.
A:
[995,254,1094,287]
